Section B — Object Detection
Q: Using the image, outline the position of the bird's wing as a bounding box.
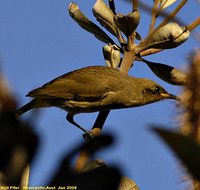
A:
[27,67,125,101]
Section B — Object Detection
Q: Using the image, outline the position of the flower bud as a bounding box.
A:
[113,14,128,36]
[126,10,140,35]
[114,10,140,37]
[147,22,190,49]
[103,45,121,68]
[68,2,114,44]
[93,0,119,37]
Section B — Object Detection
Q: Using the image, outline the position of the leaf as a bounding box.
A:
[152,127,200,180]
[50,134,121,189]
[68,2,115,44]
[159,0,177,10]
[51,166,121,189]
[141,58,186,85]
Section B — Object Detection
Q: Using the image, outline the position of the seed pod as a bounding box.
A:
[68,2,114,44]
[142,59,186,85]
[114,10,140,37]
[126,10,140,35]
[113,14,128,36]
[103,45,121,68]
[146,22,190,49]
[92,0,119,37]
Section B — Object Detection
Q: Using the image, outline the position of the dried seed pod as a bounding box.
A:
[103,45,112,66]
[126,10,140,35]
[103,45,121,68]
[113,14,128,36]
[118,176,140,190]
[145,22,190,50]
[114,10,140,37]
[142,59,187,85]
[68,2,114,44]
[92,0,119,37]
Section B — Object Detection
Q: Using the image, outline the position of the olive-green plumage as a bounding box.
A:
[16,66,176,134]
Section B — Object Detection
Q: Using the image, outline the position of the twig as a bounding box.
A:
[156,0,188,30]
[187,17,200,31]
[133,0,138,10]
[139,48,163,57]
[137,1,186,26]
[148,0,159,34]
[127,35,134,51]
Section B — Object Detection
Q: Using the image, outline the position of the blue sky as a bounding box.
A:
[0,1,199,189]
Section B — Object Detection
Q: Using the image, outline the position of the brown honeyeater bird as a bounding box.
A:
[16,66,176,136]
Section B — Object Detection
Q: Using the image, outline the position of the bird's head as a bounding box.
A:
[137,78,177,105]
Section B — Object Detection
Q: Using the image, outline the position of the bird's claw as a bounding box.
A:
[82,131,94,141]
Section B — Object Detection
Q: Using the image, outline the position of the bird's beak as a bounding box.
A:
[161,93,177,100]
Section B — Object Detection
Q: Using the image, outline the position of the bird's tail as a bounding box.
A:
[16,99,37,116]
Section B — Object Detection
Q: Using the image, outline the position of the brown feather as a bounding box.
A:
[27,66,129,101]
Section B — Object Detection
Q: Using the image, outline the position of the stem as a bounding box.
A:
[127,35,134,51]
[157,0,188,29]
[119,51,137,73]
[140,48,163,57]
[148,0,159,34]
[186,17,200,31]
[138,1,186,25]
[133,0,138,10]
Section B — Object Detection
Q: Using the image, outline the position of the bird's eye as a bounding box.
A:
[152,86,161,95]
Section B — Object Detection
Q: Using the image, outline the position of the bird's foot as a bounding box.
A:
[83,130,94,141]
